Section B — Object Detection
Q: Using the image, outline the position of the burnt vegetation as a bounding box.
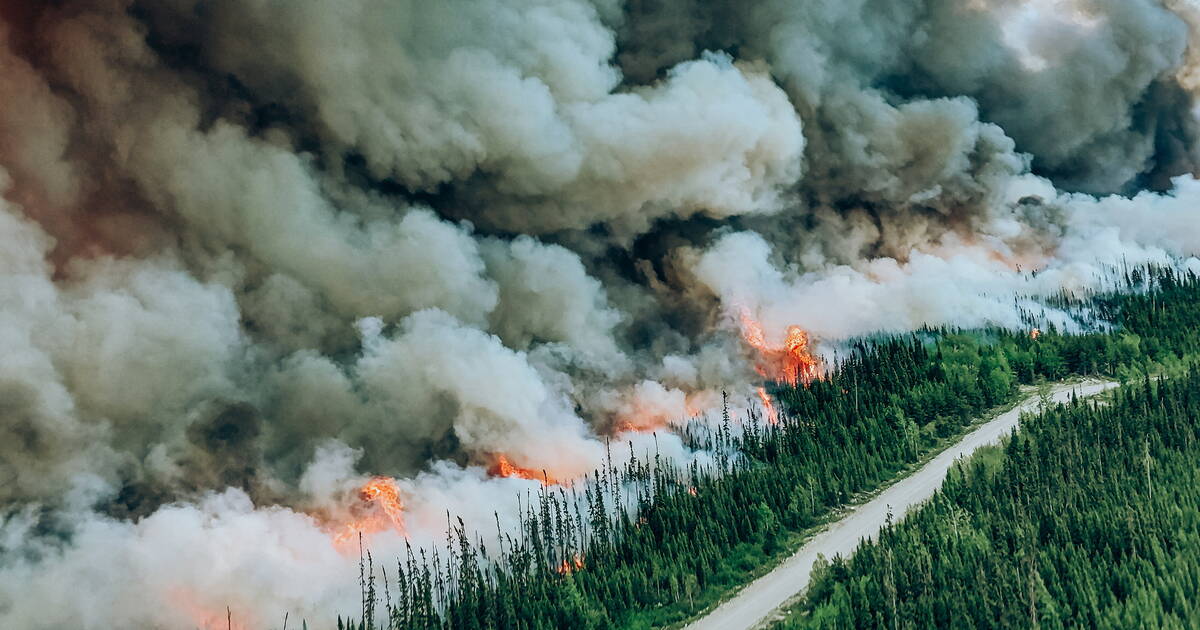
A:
[336,266,1200,630]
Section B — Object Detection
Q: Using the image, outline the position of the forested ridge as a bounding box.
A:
[340,267,1200,630]
[776,370,1200,629]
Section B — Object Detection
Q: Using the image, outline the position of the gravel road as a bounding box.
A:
[683,380,1116,630]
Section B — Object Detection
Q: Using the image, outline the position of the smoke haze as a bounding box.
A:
[1,0,1200,626]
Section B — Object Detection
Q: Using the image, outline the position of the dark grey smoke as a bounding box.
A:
[1,1,1199,627]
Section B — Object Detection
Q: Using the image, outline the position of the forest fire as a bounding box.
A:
[610,389,714,436]
[488,454,559,486]
[756,387,779,425]
[331,476,408,545]
[614,420,643,434]
[739,309,822,385]
[556,556,585,574]
[613,412,676,435]
[169,589,252,630]
[1030,328,1041,339]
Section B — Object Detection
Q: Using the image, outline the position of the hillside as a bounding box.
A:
[775,371,1200,629]
[337,269,1200,630]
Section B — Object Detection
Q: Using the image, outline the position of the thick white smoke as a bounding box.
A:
[1,0,1200,627]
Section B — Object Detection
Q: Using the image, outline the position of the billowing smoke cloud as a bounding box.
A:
[2,0,1200,627]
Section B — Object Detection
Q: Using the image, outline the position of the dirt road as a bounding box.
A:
[684,380,1116,630]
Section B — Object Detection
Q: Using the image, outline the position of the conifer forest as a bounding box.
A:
[7,4,1200,629]
[337,267,1200,630]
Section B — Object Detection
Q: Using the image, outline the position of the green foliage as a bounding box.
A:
[335,265,1200,630]
[777,370,1200,629]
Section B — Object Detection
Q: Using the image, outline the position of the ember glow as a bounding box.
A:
[614,420,644,434]
[555,556,585,575]
[331,477,408,546]
[488,454,559,486]
[169,588,253,630]
[4,0,1200,627]
[739,309,823,386]
[756,387,780,425]
[613,413,676,435]
[610,388,717,436]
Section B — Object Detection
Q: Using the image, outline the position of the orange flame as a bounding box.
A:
[488,454,559,486]
[756,387,779,425]
[332,476,408,545]
[614,420,638,434]
[1030,328,1041,340]
[738,309,822,386]
[613,409,672,434]
[168,589,253,630]
[611,389,715,436]
[556,555,586,574]
[614,413,673,435]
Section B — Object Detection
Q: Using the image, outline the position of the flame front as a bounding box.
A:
[332,476,408,546]
[168,589,253,630]
[489,454,558,486]
[613,390,713,435]
[739,308,822,386]
[556,555,585,574]
[756,387,779,425]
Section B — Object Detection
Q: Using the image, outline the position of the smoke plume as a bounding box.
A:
[1,0,1199,626]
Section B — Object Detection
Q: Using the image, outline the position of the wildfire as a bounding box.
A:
[612,389,713,436]
[756,387,779,425]
[1030,327,1041,340]
[168,589,252,630]
[488,454,558,486]
[332,476,408,545]
[556,555,586,574]
[738,309,822,386]
[614,420,638,434]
